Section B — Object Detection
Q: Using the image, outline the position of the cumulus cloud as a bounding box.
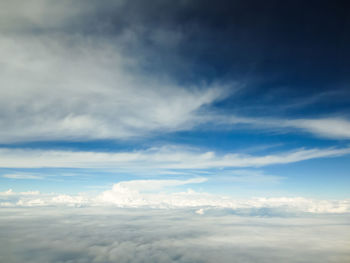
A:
[0,207,349,263]
[96,181,350,213]
[110,177,207,192]
[1,179,349,214]
[0,189,89,207]
[0,145,349,170]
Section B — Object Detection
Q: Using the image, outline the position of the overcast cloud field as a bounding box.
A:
[1,208,350,263]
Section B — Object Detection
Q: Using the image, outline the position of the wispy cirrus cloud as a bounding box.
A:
[0,145,349,170]
[2,174,43,180]
[0,34,230,143]
[0,0,235,144]
[1,0,349,145]
[285,118,350,139]
[221,115,350,140]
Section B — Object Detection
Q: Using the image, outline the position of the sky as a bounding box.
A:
[1,1,350,262]
[1,0,350,203]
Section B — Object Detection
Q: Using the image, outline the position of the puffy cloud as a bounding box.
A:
[111,177,207,192]
[1,179,349,214]
[0,189,90,208]
[96,181,350,213]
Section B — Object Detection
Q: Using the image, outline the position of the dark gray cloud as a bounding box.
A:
[1,207,350,263]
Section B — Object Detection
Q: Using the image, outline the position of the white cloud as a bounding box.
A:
[0,189,40,196]
[51,194,89,207]
[1,207,350,263]
[113,177,207,192]
[96,180,350,213]
[2,174,43,180]
[1,0,349,144]
[0,0,95,32]
[223,115,350,140]
[0,0,233,144]
[0,34,230,143]
[1,179,349,214]
[215,169,285,184]
[2,32,348,143]
[0,145,349,170]
[286,118,350,139]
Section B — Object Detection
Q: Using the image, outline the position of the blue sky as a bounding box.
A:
[0,0,350,204]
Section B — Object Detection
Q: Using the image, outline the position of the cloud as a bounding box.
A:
[286,118,350,139]
[1,0,349,144]
[215,169,285,184]
[96,180,350,213]
[112,177,207,192]
[0,33,230,143]
[0,0,235,143]
[0,0,94,32]
[0,189,40,196]
[0,145,349,170]
[2,174,43,180]
[0,207,350,263]
[222,115,350,140]
[1,179,349,214]
[2,29,348,143]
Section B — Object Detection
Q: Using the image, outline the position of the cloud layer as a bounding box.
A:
[1,179,349,214]
[1,207,350,263]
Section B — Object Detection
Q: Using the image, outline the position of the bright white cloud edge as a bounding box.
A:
[1,178,349,214]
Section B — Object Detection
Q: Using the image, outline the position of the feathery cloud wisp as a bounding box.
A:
[0,146,349,170]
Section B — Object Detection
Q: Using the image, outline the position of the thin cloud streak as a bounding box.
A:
[0,146,349,170]
[221,115,350,139]
[286,118,350,139]
[2,174,44,180]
